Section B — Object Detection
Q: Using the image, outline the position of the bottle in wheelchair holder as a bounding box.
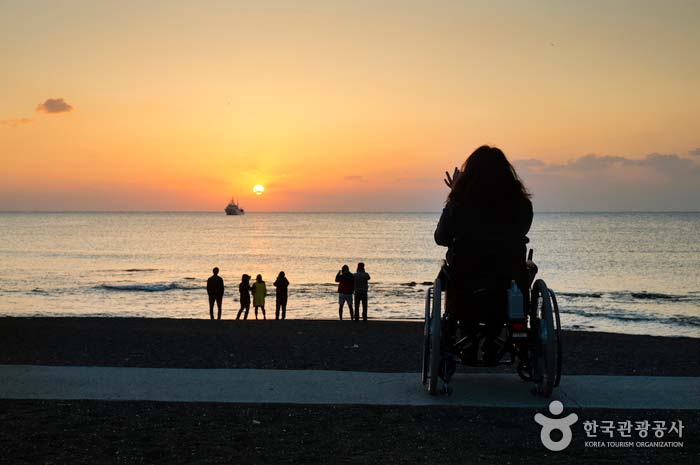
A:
[507,280,528,339]
[507,280,524,319]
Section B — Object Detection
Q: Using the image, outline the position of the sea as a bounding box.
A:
[0,212,698,338]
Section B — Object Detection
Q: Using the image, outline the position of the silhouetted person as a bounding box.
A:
[236,274,252,320]
[353,262,371,321]
[252,274,267,319]
[273,271,289,320]
[435,145,533,363]
[335,265,354,320]
[207,267,225,320]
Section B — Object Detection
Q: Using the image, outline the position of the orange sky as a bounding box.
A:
[1,1,699,211]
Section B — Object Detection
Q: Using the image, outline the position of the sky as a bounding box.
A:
[1,0,699,212]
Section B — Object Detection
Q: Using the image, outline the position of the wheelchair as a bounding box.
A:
[421,249,562,397]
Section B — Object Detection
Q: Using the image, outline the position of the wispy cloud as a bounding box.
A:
[343,175,364,182]
[0,118,33,128]
[522,153,700,174]
[36,98,73,114]
[513,153,700,211]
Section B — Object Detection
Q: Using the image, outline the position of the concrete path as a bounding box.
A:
[1,365,698,410]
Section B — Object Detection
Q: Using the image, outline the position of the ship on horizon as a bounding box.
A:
[225,198,245,215]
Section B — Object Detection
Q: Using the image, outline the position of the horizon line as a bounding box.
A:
[1,210,699,214]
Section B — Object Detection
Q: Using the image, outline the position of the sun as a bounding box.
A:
[253,184,265,196]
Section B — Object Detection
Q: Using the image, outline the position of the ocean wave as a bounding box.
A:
[123,268,158,272]
[96,282,201,292]
[667,316,700,327]
[630,292,680,301]
[560,292,602,299]
[563,307,700,328]
[559,290,699,303]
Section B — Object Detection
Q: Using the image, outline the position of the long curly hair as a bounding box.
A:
[448,145,530,203]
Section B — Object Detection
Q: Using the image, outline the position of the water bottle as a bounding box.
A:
[507,280,524,320]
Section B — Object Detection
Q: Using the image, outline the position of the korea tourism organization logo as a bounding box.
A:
[534,401,685,452]
[534,400,578,451]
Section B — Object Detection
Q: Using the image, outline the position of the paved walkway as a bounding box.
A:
[1,365,698,410]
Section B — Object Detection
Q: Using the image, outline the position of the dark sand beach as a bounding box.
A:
[1,317,698,464]
[1,317,698,375]
[2,400,697,465]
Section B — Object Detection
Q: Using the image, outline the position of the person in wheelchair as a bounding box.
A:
[434,145,533,365]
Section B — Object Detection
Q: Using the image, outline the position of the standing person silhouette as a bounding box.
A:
[206,267,224,320]
[353,262,371,321]
[236,274,252,320]
[435,145,533,363]
[335,265,354,320]
[273,271,289,320]
[251,274,267,320]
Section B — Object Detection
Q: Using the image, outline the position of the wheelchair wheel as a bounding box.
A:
[551,289,563,387]
[421,288,432,385]
[427,279,442,395]
[531,279,560,397]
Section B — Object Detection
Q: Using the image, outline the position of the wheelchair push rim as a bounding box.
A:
[551,289,563,388]
[427,279,442,395]
[531,279,561,397]
[421,288,431,385]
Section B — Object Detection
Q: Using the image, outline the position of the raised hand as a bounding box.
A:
[444,167,461,189]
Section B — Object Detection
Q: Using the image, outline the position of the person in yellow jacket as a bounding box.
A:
[251,274,267,320]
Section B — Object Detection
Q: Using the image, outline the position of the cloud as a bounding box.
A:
[514,158,546,168]
[36,98,73,114]
[0,118,33,128]
[343,175,364,182]
[513,153,700,211]
[689,148,700,156]
[554,154,628,171]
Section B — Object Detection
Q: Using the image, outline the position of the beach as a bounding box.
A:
[1,318,699,375]
[1,317,698,464]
